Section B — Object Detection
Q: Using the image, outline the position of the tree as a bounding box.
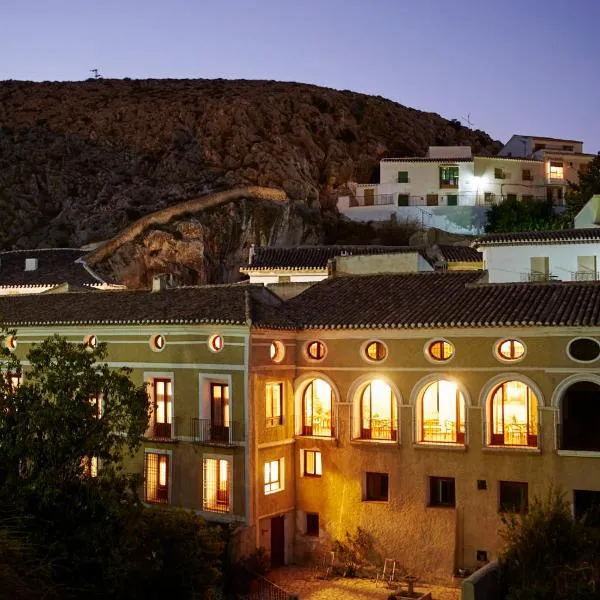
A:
[485,197,565,233]
[564,153,600,222]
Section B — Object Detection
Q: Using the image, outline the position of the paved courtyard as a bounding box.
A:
[267,566,461,600]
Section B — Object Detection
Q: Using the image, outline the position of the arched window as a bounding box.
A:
[489,381,538,447]
[302,379,334,437]
[358,380,397,441]
[418,380,465,444]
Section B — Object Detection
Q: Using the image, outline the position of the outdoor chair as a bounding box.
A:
[375,558,397,587]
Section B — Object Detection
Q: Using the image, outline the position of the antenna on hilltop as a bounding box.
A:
[89,68,102,80]
[464,112,474,128]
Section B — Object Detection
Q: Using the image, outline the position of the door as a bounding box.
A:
[270,515,285,567]
[364,188,375,206]
[446,194,458,206]
[426,194,439,206]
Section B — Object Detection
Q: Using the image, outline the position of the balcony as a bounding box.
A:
[147,421,173,441]
[572,271,600,282]
[520,272,558,282]
[358,419,397,441]
[301,415,334,438]
[174,417,245,446]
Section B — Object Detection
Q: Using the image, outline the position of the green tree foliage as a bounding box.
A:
[564,153,600,222]
[485,197,565,233]
[0,334,225,599]
[499,489,600,600]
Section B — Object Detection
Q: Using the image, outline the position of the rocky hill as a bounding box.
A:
[0,78,501,283]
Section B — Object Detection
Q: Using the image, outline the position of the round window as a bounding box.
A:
[496,339,525,361]
[208,334,224,353]
[150,334,166,352]
[427,340,454,362]
[5,335,17,352]
[84,334,98,349]
[270,341,285,363]
[365,341,387,362]
[568,338,600,362]
[306,341,326,360]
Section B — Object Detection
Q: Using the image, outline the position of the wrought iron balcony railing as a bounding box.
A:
[174,417,244,445]
[572,271,600,282]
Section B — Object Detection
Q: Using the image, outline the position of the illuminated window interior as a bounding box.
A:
[203,458,230,512]
[6,372,22,390]
[152,378,172,438]
[81,456,98,478]
[209,335,224,352]
[428,340,454,361]
[270,341,285,363]
[497,339,525,360]
[306,341,325,360]
[303,450,322,476]
[264,459,283,494]
[549,161,564,180]
[490,381,538,447]
[439,166,459,188]
[420,380,465,444]
[365,341,387,361]
[210,382,230,442]
[302,378,334,437]
[359,380,397,441]
[145,452,169,504]
[266,382,283,427]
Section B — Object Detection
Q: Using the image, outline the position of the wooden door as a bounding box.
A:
[426,194,439,206]
[270,516,285,567]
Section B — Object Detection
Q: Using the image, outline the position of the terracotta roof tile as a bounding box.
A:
[474,228,600,246]
[437,245,483,263]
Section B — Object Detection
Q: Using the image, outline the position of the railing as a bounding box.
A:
[359,419,397,441]
[301,416,334,437]
[147,421,173,440]
[235,564,297,600]
[348,194,558,208]
[174,417,244,445]
[520,272,558,282]
[572,271,600,281]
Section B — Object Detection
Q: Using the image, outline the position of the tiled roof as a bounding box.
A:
[0,284,294,327]
[517,135,582,144]
[436,245,483,263]
[380,156,542,163]
[244,246,425,271]
[0,249,109,288]
[261,272,600,330]
[474,228,600,247]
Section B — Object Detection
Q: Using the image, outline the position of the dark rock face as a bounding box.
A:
[0,78,501,253]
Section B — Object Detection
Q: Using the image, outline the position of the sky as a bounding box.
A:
[2,0,599,153]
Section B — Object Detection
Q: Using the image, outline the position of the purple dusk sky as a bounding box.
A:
[2,0,599,153]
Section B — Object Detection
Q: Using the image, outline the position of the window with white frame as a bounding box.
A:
[203,457,231,512]
[264,458,284,494]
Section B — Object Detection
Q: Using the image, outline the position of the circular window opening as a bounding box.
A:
[84,334,98,349]
[568,338,600,362]
[208,334,224,353]
[150,334,166,352]
[428,340,454,362]
[306,341,326,361]
[270,341,285,363]
[497,339,525,361]
[365,341,387,362]
[5,335,17,352]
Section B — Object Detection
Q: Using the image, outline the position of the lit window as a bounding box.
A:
[365,472,389,501]
[303,450,322,477]
[489,381,538,447]
[151,378,172,439]
[497,339,525,361]
[270,341,285,363]
[428,340,454,362]
[499,481,528,513]
[264,459,283,494]
[209,334,224,352]
[84,334,98,349]
[358,380,397,441]
[365,341,387,362]
[439,166,459,188]
[81,456,98,478]
[429,476,455,507]
[494,168,505,179]
[210,383,230,442]
[5,372,22,390]
[306,341,326,360]
[549,161,564,180]
[5,335,17,352]
[89,395,102,419]
[203,458,230,512]
[266,382,283,427]
[419,380,465,444]
[150,334,166,351]
[302,378,334,437]
[145,452,169,504]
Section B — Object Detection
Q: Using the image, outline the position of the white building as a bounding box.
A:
[338,138,596,235]
[473,229,600,283]
[575,195,600,229]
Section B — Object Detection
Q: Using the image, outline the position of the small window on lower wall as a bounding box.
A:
[574,490,600,527]
[365,472,389,501]
[499,481,528,513]
[306,513,319,536]
[303,450,322,477]
[429,476,455,507]
[145,452,169,504]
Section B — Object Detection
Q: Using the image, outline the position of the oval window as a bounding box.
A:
[150,334,166,352]
[428,340,454,362]
[568,338,600,362]
[306,341,326,361]
[84,334,98,349]
[497,339,525,361]
[365,341,387,362]
[270,341,285,363]
[5,335,17,352]
[208,334,224,353]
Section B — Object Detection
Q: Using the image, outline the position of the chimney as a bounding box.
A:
[25,258,38,271]
[152,274,169,292]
